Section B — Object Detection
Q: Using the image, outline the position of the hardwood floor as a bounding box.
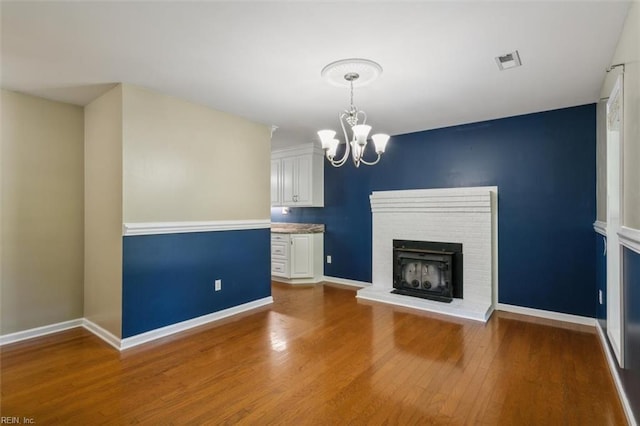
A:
[1,282,627,425]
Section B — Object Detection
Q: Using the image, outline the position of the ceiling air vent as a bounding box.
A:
[495,50,522,70]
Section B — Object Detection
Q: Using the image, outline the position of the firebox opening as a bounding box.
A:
[392,240,463,303]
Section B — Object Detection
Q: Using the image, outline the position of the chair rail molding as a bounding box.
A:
[619,226,640,254]
[123,219,271,236]
[594,220,607,236]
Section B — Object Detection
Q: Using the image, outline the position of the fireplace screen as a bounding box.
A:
[392,240,463,303]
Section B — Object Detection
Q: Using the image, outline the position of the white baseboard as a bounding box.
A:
[497,303,596,326]
[322,275,371,288]
[82,319,122,350]
[1,298,274,351]
[0,319,84,346]
[272,276,323,285]
[596,321,638,426]
[357,287,491,322]
[119,296,274,350]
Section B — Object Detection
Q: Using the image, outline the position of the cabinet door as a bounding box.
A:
[294,155,312,205]
[273,148,323,207]
[290,234,313,278]
[271,159,282,206]
[282,157,296,204]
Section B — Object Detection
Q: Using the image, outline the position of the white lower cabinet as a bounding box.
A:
[292,233,319,278]
[271,233,323,283]
[270,234,289,276]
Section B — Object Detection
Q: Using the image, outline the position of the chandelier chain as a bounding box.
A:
[345,79,358,127]
[350,79,354,110]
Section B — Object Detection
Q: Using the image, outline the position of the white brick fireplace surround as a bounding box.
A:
[357,186,498,322]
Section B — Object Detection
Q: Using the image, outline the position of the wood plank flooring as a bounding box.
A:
[1,282,627,424]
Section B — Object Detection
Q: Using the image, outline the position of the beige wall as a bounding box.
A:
[618,2,640,229]
[1,90,84,334]
[84,85,123,338]
[600,1,640,229]
[121,84,271,223]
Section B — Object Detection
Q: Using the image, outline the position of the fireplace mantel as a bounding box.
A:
[357,186,498,322]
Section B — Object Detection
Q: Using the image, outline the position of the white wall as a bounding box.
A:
[617,2,640,229]
[600,1,640,228]
[1,90,84,334]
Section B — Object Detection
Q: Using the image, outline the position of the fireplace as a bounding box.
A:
[392,240,463,303]
[358,186,496,322]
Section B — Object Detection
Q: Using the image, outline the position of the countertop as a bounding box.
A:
[271,222,325,234]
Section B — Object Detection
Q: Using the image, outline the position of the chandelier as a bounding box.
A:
[317,59,390,168]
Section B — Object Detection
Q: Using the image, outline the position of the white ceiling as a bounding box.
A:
[1,1,631,149]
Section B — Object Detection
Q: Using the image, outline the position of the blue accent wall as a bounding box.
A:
[273,104,597,317]
[122,229,271,338]
[623,247,640,414]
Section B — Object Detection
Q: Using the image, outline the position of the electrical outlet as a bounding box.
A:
[327,255,332,264]
[215,279,222,291]
[599,289,603,305]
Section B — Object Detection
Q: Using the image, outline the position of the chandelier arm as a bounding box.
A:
[329,155,349,167]
[329,151,349,167]
[359,152,382,166]
[358,110,367,125]
[349,110,369,167]
[328,112,352,167]
[328,159,347,168]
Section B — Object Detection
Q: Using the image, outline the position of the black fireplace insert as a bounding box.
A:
[392,240,463,303]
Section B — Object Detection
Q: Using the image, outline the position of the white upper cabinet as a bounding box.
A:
[271,159,282,206]
[272,145,324,207]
